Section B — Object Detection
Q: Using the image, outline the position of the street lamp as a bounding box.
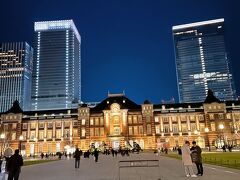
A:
[204,127,209,133]
[0,133,5,157]
[219,124,224,130]
[19,135,24,155]
[204,127,211,151]
[219,124,225,148]
[0,134,5,139]
[194,130,198,135]
[33,137,37,156]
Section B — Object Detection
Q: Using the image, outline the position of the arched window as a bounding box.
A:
[147,124,151,134]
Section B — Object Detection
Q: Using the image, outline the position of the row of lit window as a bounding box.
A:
[129,126,144,135]
[4,115,19,120]
[79,109,89,113]
[81,118,104,126]
[89,128,104,137]
[128,115,142,124]
[22,121,77,130]
[3,123,17,130]
[209,113,231,120]
[155,123,205,134]
[142,106,152,110]
[22,129,78,140]
[154,115,204,123]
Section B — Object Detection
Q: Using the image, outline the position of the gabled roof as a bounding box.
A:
[204,89,221,103]
[90,94,141,112]
[4,100,23,114]
[143,100,151,104]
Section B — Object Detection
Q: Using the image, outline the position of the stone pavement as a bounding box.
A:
[19,153,240,180]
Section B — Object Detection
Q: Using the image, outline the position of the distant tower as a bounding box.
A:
[173,18,236,103]
[0,42,33,112]
[32,20,81,110]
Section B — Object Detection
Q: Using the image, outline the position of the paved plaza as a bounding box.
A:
[19,153,240,180]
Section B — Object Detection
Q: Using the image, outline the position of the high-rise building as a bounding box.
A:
[173,18,236,103]
[32,20,81,110]
[0,42,33,112]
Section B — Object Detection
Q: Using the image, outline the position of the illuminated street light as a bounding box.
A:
[194,130,198,135]
[19,135,24,155]
[34,138,38,156]
[19,135,24,141]
[0,133,5,156]
[0,134,5,139]
[204,127,209,133]
[219,124,224,130]
[204,127,210,151]
[218,124,225,148]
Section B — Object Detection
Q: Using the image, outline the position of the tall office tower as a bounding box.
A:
[32,20,81,110]
[0,42,33,112]
[173,18,236,103]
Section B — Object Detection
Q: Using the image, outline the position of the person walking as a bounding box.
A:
[181,141,197,178]
[7,149,23,180]
[114,149,118,157]
[0,156,8,180]
[111,148,115,157]
[93,148,99,162]
[40,153,44,159]
[58,152,62,159]
[74,148,81,168]
[190,141,203,176]
[177,146,182,155]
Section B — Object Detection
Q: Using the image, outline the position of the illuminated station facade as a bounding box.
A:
[0,91,240,156]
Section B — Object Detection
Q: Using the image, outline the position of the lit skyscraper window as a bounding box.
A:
[32,20,81,110]
[173,18,236,103]
[0,42,33,112]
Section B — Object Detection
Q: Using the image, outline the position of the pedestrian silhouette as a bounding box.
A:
[94,149,99,162]
[7,149,23,180]
[74,148,81,168]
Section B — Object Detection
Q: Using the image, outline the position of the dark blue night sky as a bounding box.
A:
[0,0,239,104]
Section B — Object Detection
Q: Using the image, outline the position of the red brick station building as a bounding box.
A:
[0,90,240,156]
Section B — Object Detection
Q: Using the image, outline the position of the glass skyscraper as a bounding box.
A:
[32,20,81,110]
[0,42,33,112]
[173,18,236,103]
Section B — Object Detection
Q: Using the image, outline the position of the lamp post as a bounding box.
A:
[204,127,211,151]
[33,137,37,156]
[194,130,198,135]
[0,133,5,157]
[19,135,24,155]
[219,124,225,148]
